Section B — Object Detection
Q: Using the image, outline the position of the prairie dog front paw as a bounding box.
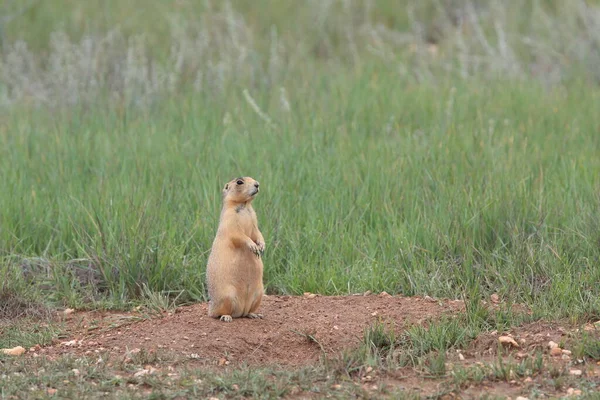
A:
[247,241,262,257]
[255,240,265,256]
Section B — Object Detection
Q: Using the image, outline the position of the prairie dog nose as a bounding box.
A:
[254,182,260,188]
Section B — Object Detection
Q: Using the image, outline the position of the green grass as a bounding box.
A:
[0,349,401,399]
[2,74,599,320]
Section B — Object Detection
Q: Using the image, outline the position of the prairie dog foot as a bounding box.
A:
[220,315,233,322]
[246,313,263,319]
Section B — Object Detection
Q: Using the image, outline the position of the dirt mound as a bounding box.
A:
[46,295,464,366]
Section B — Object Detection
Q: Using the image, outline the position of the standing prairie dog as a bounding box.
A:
[206,176,265,322]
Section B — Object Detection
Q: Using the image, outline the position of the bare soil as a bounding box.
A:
[45,294,464,366]
[28,294,599,399]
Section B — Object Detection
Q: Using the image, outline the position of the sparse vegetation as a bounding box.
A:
[2,0,600,398]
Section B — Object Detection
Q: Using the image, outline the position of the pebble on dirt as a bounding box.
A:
[1,346,26,356]
[498,336,519,348]
[550,347,563,356]
[133,366,157,377]
[569,369,582,376]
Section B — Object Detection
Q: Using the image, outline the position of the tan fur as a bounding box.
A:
[206,176,265,322]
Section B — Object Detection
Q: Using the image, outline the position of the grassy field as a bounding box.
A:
[1,0,600,398]
[2,76,600,317]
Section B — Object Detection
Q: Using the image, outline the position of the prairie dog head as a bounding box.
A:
[222,177,260,203]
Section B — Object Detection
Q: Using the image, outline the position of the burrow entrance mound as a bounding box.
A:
[45,295,465,366]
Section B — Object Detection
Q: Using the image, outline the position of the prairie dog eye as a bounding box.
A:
[236,180,244,185]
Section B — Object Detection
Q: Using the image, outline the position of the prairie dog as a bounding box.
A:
[206,176,265,322]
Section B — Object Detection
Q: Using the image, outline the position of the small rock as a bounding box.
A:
[63,308,75,315]
[303,292,317,299]
[499,336,519,348]
[365,366,373,374]
[515,397,530,400]
[133,366,157,377]
[550,347,563,356]
[371,311,378,317]
[232,384,239,391]
[123,348,141,363]
[61,340,78,347]
[458,353,465,361]
[379,291,391,297]
[1,346,26,356]
[46,388,57,395]
[490,293,500,303]
[567,388,582,396]
[562,349,572,355]
[333,325,339,330]
[424,295,436,302]
[569,369,582,376]
[218,358,229,366]
[516,352,528,359]
[363,290,372,296]
[524,377,533,383]
[548,341,559,349]
[331,384,342,390]
[71,369,80,376]
[561,354,571,361]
